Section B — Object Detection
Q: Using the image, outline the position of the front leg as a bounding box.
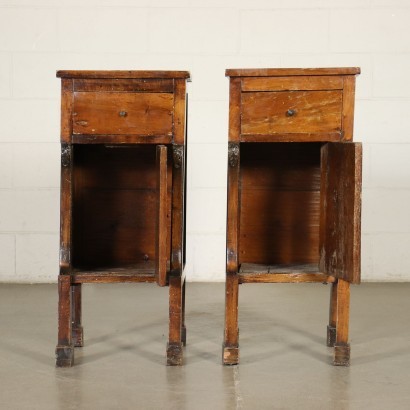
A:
[71,284,84,347]
[333,279,351,366]
[181,278,187,346]
[167,274,183,366]
[223,274,239,365]
[56,275,74,367]
[327,281,338,347]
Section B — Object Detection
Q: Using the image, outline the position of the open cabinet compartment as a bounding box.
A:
[71,144,172,276]
[239,142,321,275]
[238,141,361,284]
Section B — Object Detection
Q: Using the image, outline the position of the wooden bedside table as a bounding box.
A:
[223,68,362,366]
[55,70,190,367]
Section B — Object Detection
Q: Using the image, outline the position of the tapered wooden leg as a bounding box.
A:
[167,275,183,366]
[334,279,351,366]
[71,284,84,347]
[327,281,338,347]
[181,278,187,346]
[223,274,239,365]
[56,275,74,367]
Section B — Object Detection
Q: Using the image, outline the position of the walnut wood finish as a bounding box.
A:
[56,70,189,367]
[226,67,360,77]
[57,70,190,79]
[239,143,321,266]
[167,274,183,365]
[240,132,341,143]
[334,279,351,366]
[223,274,239,365]
[241,90,342,135]
[73,78,174,93]
[59,143,72,274]
[224,68,361,366]
[231,67,359,143]
[71,145,171,269]
[72,272,156,284]
[327,281,338,347]
[72,92,174,136]
[71,134,172,145]
[56,275,73,367]
[71,284,83,347]
[156,145,168,287]
[241,76,343,92]
[60,80,73,143]
[319,142,362,284]
[238,264,336,284]
[341,76,356,141]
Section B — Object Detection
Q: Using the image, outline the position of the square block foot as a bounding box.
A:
[56,345,74,367]
[327,325,336,347]
[167,342,183,366]
[72,326,84,347]
[223,344,239,365]
[333,343,350,366]
[182,326,187,347]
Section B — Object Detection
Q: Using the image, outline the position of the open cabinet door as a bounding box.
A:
[319,142,362,284]
[156,145,168,286]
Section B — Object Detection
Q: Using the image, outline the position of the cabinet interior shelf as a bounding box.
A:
[70,262,162,284]
[238,263,335,284]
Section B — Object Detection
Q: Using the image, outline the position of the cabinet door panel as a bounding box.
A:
[156,145,168,286]
[319,142,362,284]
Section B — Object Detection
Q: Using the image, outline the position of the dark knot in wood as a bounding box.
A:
[228,142,239,167]
[61,144,72,167]
[173,145,184,169]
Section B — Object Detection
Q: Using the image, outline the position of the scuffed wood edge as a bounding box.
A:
[173,79,186,145]
[238,273,336,284]
[228,78,241,142]
[341,76,356,141]
[60,79,73,143]
[60,143,72,274]
[156,145,168,287]
[226,67,360,77]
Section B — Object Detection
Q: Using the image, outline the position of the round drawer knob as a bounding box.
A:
[286,109,296,117]
[119,110,128,117]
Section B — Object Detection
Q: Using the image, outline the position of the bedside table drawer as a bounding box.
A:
[72,92,174,137]
[241,90,342,135]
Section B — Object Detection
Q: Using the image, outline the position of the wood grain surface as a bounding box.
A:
[241,90,342,135]
[73,92,173,136]
[319,142,362,284]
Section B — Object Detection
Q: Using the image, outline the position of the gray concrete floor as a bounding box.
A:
[0,283,410,409]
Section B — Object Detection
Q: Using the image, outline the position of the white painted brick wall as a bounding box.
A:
[15,233,58,282]
[329,9,410,53]
[0,8,58,51]
[59,9,150,53]
[373,54,410,98]
[0,52,12,98]
[241,10,329,53]
[150,9,239,54]
[0,234,15,277]
[0,1,409,282]
[0,143,13,188]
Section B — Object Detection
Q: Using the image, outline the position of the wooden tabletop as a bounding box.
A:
[225,67,360,77]
[57,70,191,79]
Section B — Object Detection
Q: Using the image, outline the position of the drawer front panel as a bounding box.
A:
[73,92,173,136]
[241,90,342,135]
